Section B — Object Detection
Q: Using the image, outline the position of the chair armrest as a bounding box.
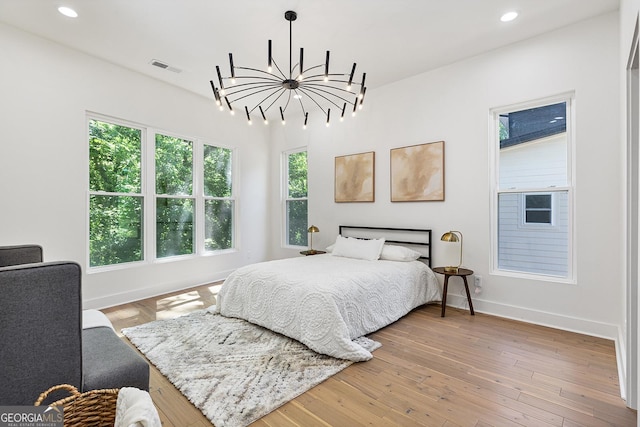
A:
[0,261,82,405]
[0,245,43,267]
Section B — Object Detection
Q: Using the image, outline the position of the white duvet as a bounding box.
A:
[210,254,441,361]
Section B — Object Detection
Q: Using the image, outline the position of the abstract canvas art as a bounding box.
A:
[390,141,444,202]
[335,151,375,203]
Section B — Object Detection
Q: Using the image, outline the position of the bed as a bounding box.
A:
[210,226,442,361]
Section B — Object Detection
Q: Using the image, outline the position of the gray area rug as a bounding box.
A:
[122,310,380,427]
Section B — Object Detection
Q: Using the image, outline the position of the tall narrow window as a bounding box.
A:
[89,119,143,267]
[284,149,308,247]
[155,134,194,258]
[492,96,573,280]
[203,145,234,251]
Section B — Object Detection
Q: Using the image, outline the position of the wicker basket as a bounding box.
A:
[34,384,119,427]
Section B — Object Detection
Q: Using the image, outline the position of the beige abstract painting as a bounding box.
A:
[335,151,375,203]
[391,141,444,202]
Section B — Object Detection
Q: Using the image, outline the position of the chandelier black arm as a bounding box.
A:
[297,86,350,111]
[269,57,288,80]
[224,81,282,93]
[295,91,308,117]
[246,87,289,114]
[263,88,289,114]
[224,82,283,99]
[302,73,365,87]
[296,87,329,115]
[235,65,282,80]
[231,75,283,85]
[299,82,362,102]
[228,85,284,106]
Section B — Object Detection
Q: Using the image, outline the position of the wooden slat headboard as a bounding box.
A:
[338,225,432,266]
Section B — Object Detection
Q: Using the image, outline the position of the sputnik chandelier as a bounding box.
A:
[210,10,367,128]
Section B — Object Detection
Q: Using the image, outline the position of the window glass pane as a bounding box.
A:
[156,197,194,257]
[89,195,143,267]
[204,145,232,197]
[526,194,551,209]
[155,134,193,195]
[499,102,567,190]
[526,210,552,223]
[205,200,233,250]
[498,191,569,276]
[288,151,308,198]
[89,120,141,193]
[287,199,308,246]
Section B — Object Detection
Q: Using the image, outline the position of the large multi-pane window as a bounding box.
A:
[491,95,574,280]
[284,149,308,247]
[88,115,235,268]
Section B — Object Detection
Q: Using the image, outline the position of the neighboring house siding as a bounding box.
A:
[498,133,569,277]
[499,134,567,188]
[498,192,569,276]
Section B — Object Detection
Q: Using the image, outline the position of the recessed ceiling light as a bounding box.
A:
[500,11,518,22]
[58,6,78,18]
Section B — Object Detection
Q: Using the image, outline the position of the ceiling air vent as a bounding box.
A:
[149,59,182,73]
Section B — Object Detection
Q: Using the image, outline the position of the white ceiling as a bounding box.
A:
[0,0,619,100]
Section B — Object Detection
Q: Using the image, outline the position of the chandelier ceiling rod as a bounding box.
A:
[210,10,367,128]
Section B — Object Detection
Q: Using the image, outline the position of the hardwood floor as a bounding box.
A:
[102,283,636,427]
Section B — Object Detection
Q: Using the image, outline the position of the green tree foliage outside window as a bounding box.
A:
[287,151,308,246]
[156,134,194,258]
[204,145,233,250]
[89,120,143,267]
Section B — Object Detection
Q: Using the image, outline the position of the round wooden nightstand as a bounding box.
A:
[432,267,475,317]
[299,250,326,256]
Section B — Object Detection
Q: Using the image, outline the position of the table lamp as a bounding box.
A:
[308,225,319,254]
[441,230,463,273]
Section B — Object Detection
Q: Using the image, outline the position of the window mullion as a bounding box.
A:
[194,140,204,255]
[145,128,156,263]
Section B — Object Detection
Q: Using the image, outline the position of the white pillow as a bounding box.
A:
[380,244,422,262]
[325,243,335,253]
[331,235,385,261]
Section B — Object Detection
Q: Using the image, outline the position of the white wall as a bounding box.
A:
[0,23,271,308]
[271,13,622,341]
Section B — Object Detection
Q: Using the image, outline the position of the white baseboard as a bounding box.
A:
[444,293,619,339]
[83,269,234,310]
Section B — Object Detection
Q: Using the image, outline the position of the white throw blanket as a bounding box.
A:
[212,255,441,361]
[82,309,114,330]
[114,387,161,427]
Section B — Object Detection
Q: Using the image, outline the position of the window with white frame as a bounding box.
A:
[283,149,308,247]
[491,95,574,280]
[88,114,235,268]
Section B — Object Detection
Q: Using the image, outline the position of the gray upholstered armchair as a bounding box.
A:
[0,245,149,405]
